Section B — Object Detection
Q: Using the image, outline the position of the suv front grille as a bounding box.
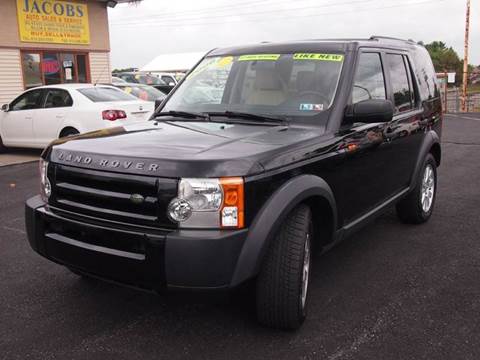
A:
[50,164,177,229]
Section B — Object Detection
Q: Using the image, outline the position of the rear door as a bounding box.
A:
[0,89,44,146]
[382,52,424,191]
[34,88,74,146]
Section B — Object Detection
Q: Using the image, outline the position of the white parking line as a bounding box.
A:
[446,114,480,121]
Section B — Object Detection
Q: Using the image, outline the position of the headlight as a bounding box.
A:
[167,177,244,229]
[39,159,51,202]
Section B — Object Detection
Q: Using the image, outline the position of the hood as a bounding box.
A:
[47,120,329,178]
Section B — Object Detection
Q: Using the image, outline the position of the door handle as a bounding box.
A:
[56,115,64,119]
[25,116,32,120]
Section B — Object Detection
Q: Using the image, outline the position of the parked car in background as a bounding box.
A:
[115,72,175,95]
[150,72,178,86]
[112,76,128,84]
[0,84,154,151]
[112,83,166,109]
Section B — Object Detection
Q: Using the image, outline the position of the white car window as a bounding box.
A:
[78,87,137,102]
[10,90,44,111]
[44,89,73,108]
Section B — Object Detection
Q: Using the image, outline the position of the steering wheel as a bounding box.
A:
[297,91,330,105]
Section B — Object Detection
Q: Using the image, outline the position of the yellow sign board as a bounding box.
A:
[17,0,90,45]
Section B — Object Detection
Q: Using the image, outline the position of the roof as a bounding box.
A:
[141,52,207,73]
[30,83,114,90]
[209,36,421,57]
[95,0,140,7]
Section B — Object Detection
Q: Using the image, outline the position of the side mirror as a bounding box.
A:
[1,104,9,112]
[345,99,394,124]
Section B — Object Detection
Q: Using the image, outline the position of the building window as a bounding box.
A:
[77,55,88,83]
[21,51,90,89]
[21,53,42,89]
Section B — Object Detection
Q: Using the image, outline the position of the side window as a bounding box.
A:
[44,89,73,108]
[386,54,413,113]
[352,53,386,104]
[10,90,44,111]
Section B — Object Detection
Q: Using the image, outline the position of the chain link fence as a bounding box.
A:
[441,87,480,113]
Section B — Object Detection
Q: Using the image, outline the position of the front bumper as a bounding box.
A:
[25,196,248,292]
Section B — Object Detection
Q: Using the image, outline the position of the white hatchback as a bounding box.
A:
[0,84,154,150]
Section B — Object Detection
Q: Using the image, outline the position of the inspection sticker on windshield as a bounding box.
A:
[293,53,344,62]
[300,103,324,111]
[238,54,281,61]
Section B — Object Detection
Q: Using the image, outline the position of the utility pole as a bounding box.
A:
[461,0,471,112]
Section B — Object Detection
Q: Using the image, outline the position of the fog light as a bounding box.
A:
[39,159,51,202]
[44,177,52,198]
[221,206,238,227]
[167,198,193,222]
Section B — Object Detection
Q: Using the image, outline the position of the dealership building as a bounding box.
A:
[0,0,132,104]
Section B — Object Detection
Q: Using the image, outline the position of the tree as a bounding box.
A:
[424,41,463,85]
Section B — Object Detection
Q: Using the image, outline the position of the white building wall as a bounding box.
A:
[0,49,24,105]
[89,52,112,84]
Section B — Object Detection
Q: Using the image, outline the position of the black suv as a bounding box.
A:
[26,37,442,330]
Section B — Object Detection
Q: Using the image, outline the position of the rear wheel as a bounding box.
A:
[59,128,79,138]
[396,153,437,224]
[256,204,313,330]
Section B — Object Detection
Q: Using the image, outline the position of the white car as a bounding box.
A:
[0,84,154,150]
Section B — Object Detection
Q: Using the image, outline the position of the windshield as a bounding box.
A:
[162,53,344,119]
[119,85,165,101]
[78,87,138,102]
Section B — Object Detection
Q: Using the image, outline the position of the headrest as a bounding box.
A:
[254,68,283,90]
[52,96,64,106]
[296,71,317,92]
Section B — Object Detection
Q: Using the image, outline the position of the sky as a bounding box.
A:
[108,0,480,69]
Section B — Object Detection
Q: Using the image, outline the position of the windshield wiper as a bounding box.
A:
[152,110,210,121]
[207,111,288,125]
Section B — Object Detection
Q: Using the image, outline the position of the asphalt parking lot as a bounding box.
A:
[1,114,479,359]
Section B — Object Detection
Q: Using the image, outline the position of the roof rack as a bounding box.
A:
[369,36,417,44]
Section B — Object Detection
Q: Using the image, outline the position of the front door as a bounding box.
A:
[336,51,397,224]
[1,89,44,146]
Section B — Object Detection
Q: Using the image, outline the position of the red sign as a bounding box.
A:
[42,59,60,74]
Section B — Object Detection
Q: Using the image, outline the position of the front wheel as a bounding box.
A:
[256,204,313,330]
[396,153,437,224]
[0,135,8,153]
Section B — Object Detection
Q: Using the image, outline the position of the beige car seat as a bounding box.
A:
[246,67,287,106]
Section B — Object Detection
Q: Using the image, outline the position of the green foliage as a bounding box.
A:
[424,41,464,85]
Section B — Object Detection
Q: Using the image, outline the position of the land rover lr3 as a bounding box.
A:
[26,37,442,330]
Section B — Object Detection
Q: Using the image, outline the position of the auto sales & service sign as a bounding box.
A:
[17,0,90,45]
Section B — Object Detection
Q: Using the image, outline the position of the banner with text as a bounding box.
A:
[17,0,90,45]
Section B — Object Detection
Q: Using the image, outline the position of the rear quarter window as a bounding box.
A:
[78,87,137,102]
[411,47,440,100]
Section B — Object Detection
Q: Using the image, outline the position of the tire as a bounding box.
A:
[396,153,437,224]
[256,204,313,330]
[59,128,79,138]
[67,267,85,276]
[0,135,7,153]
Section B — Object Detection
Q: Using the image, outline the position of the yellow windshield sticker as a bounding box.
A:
[217,56,234,68]
[293,53,344,62]
[238,54,281,61]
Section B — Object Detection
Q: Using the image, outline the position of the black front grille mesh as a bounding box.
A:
[50,164,177,229]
